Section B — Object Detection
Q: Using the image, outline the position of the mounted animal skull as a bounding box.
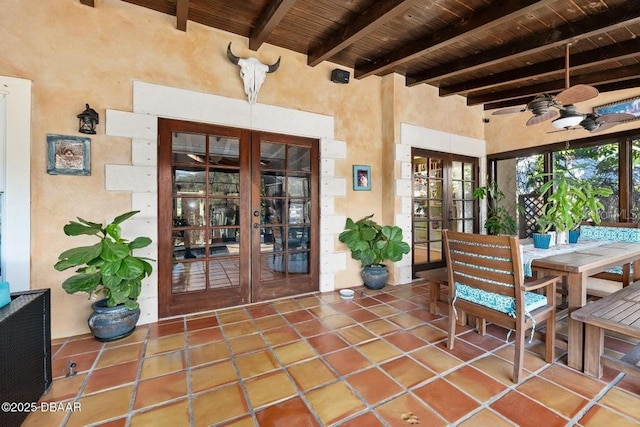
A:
[226,42,281,104]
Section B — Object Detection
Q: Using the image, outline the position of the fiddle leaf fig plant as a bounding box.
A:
[338,214,411,267]
[54,211,154,309]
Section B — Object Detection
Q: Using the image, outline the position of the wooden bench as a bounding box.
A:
[571,280,640,378]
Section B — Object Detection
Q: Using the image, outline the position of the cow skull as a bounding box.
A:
[226,42,281,104]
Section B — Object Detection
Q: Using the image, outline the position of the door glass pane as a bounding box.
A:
[172,260,206,293]
[288,146,310,171]
[413,154,445,267]
[287,174,310,197]
[261,142,286,170]
[259,142,312,280]
[171,132,242,294]
[209,169,240,195]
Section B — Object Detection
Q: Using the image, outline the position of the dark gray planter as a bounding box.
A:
[88,299,140,342]
[361,264,388,289]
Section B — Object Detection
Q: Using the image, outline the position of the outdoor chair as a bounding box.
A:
[443,230,558,383]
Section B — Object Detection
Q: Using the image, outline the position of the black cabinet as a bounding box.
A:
[0,289,52,427]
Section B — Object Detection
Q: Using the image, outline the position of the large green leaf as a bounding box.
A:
[62,272,102,294]
[63,221,102,237]
[101,239,130,262]
[129,236,152,250]
[55,243,102,270]
[117,256,145,280]
[113,210,139,225]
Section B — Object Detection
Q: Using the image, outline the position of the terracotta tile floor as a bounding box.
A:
[23,282,640,426]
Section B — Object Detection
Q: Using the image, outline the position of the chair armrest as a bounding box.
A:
[522,275,558,292]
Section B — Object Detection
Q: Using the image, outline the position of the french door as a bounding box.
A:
[158,119,318,317]
[412,149,479,276]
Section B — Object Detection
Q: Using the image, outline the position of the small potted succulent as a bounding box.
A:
[338,214,410,289]
[54,210,154,341]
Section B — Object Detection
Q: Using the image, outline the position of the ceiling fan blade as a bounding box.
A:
[526,109,557,126]
[554,84,599,105]
[597,113,635,123]
[591,122,619,133]
[492,107,526,115]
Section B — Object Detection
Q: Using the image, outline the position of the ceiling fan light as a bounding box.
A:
[552,115,583,129]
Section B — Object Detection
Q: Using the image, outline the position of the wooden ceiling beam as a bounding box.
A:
[307,0,419,67]
[176,0,189,32]
[406,1,640,86]
[79,0,94,6]
[354,0,555,79]
[440,39,640,97]
[249,0,298,51]
[473,64,640,107]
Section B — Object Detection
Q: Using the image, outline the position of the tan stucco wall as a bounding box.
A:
[3,0,487,338]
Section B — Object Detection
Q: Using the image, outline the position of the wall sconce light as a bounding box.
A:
[77,104,99,134]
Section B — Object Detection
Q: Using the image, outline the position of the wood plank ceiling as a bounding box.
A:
[97,0,640,111]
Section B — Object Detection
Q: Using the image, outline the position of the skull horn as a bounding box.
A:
[268,57,281,73]
[226,42,240,65]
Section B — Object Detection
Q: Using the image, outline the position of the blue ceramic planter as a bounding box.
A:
[88,299,140,342]
[361,265,388,289]
[568,229,580,244]
[533,233,551,249]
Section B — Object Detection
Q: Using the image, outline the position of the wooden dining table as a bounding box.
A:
[530,241,640,371]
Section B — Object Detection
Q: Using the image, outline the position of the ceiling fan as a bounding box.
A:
[492,44,615,131]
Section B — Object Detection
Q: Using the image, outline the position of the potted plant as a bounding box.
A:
[472,181,517,235]
[538,173,612,244]
[54,210,154,341]
[533,206,558,249]
[338,214,410,289]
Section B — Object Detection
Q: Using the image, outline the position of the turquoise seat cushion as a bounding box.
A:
[580,226,640,243]
[455,282,548,316]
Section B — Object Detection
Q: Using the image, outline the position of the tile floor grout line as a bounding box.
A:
[567,371,628,425]
[181,316,196,427]
[122,325,151,427]
[219,303,263,426]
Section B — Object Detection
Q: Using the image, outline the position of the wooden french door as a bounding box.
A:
[412,149,479,277]
[158,119,318,317]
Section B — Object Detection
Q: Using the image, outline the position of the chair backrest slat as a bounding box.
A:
[444,230,524,300]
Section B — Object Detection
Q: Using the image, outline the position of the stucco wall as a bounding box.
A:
[3,0,487,338]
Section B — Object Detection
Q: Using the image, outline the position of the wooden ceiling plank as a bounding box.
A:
[80,0,94,6]
[440,38,640,96]
[307,0,420,67]
[406,1,640,86]
[467,63,640,106]
[176,0,189,32]
[249,0,298,51]
[354,0,556,79]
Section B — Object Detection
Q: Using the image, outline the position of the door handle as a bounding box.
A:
[253,223,260,229]
[253,211,260,217]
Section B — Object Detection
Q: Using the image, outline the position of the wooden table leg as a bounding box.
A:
[583,323,605,378]
[567,272,587,371]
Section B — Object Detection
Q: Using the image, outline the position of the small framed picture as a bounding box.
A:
[353,165,371,191]
[46,134,91,176]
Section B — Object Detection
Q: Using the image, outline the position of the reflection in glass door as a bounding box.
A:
[412,149,478,276]
[252,133,318,301]
[158,120,318,317]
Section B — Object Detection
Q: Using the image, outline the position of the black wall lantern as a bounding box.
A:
[77,104,99,134]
